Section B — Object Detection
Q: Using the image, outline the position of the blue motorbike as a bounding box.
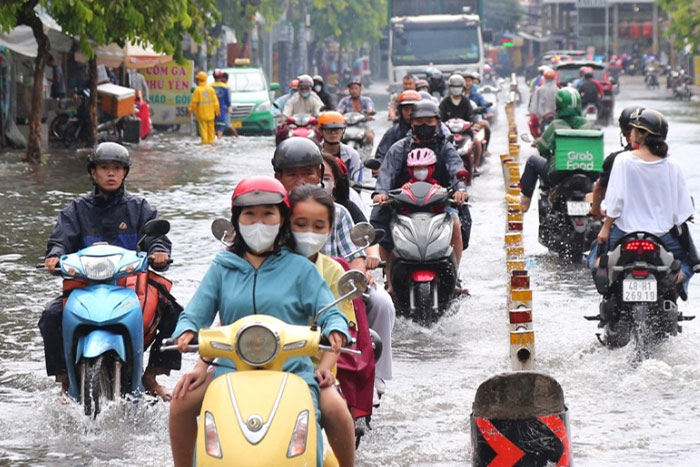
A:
[57,219,170,416]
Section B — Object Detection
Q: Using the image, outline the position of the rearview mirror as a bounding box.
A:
[143,219,170,237]
[364,158,381,170]
[350,222,376,247]
[211,218,235,246]
[337,269,368,299]
[520,133,532,143]
[270,82,280,91]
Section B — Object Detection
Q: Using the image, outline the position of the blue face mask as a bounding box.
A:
[301,91,310,98]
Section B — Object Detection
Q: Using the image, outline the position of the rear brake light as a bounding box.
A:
[632,269,649,278]
[624,239,657,253]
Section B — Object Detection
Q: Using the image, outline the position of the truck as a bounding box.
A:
[386,0,490,92]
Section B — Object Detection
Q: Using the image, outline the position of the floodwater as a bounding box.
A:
[1,77,699,466]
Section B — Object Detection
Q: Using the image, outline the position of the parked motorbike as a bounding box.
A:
[383,173,469,324]
[55,88,126,148]
[276,113,322,145]
[342,111,374,161]
[52,219,171,417]
[162,270,367,466]
[673,79,692,101]
[587,232,694,360]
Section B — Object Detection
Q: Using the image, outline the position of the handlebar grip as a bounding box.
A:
[319,344,362,356]
[161,344,199,352]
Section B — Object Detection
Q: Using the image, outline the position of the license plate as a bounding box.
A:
[232,120,243,129]
[567,201,589,216]
[623,277,657,302]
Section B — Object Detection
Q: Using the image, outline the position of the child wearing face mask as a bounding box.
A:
[289,184,363,467]
[403,147,440,189]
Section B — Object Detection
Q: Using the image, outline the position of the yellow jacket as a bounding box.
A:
[189,83,220,120]
[314,253,356,327]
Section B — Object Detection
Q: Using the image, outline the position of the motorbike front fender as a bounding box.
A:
[75,330,127,364]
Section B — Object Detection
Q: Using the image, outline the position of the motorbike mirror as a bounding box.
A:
[456,169,469,182]
[350,222,376,247]
[312,269,368,328]
[364,158,381,170]
[475,107,487,115]
[211,218,235,246]
[144,219,170,237]
[520,133,532,143]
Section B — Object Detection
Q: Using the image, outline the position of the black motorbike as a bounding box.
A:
[57,89,125,148]
[587,232,694,360]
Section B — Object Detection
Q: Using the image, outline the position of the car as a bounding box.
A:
[210,59,279,135]
[554,60,614,126]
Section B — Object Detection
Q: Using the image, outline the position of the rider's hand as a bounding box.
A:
[314,368,335,388]
[45,257,60,273]
[453,190,469,205]
[597,224,611,244]
[172,360,209,399]
[373,193,388,204]
[365,270,377,287]
[589,205,605,221]
[149,251,170,268]
[366,255,381,270]
[328,331,347,353]
[175,331,196,352]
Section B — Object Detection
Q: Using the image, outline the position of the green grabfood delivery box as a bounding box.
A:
[549,129,604,174]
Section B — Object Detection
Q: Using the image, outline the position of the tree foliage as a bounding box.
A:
[217,0,282,39]
[306,0,387,48]
[657,0,700,52]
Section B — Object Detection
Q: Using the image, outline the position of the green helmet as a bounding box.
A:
[555,87,582,118]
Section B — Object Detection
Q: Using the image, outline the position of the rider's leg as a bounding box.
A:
[365,286,395,382]
[144,300,183,400]
[452,217,463,267]
[518,155,548,212]
[319,386,355,467]
[364,126,375,147]
[38,297,68,390]
[169,372,213,467]
[370,205,393,291]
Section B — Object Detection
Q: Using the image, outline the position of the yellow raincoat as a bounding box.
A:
[189,81,220,143]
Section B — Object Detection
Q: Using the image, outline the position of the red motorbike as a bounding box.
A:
[446,118,486,179]
[275,113,322,145]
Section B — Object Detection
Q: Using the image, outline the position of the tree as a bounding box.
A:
[50,0,220,146]
[307,0,387,49]
[0,0,51,163]
[657,0,700,53]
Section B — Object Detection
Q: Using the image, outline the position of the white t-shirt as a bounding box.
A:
[605,151,694,235]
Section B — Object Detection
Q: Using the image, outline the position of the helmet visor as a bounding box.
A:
[233,191,285,207]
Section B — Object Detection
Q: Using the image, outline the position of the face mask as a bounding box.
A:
[414,124,437,141]
[413,168,429,181]
[238,222,280,254]
[301,91,311,98]
[314,84,322,93]
[323,180,335,196]
[293,231,329,257]
[449,86,462,96]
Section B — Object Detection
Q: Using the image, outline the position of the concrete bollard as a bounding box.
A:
[508,287,532,310]
[505,232,522,247]
[471,372,570,466]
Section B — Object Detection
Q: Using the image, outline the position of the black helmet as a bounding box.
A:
[630,109,668,139]
[410,100,440,119]
[429,69,443,81]
[271,137,323,172]
[312,74,324,85]
[88,142,131,171]
[618,106,644,132]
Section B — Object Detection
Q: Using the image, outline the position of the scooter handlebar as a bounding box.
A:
[319,344,362,356]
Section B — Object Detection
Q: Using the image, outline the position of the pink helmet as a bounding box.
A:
[407,147,437,167]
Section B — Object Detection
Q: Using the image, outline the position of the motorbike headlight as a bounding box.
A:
[426,221,452,261]
[257,101,271,112]
[80,255,122,280]
[235,323,280,366]
[392,222,416,257]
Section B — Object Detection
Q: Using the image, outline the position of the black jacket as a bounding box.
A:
[46,186,171,259]
[374,119,411,162]
[439,96,473,122]
[316,90,335,111]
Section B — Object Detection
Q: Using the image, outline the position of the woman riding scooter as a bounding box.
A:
[168,176,350,467]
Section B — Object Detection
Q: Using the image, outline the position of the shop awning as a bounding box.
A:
[74,41,172,69]
[0,13,73,57]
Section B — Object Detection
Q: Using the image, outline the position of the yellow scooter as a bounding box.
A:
[163,270,367,466]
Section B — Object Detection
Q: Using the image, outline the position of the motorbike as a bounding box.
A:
[55,88,127,148]
[478,84,500,123]
[384,174,470,324]
[583,103,599,125]
[276,113,322,145]
[162,270,368,466]
[342,111,374,161]
[53,219,171,417]
[644,70,659,89]
[673,79,692,101]
[445,115,487,178]
[521,130,603,261]
[587,232,695,360]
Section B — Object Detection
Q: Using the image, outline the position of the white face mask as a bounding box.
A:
[238,222,280,254]
[323,180,335,196]
[413,168,429,181]
[449,86,463,96]
[314,84,322,93]
[293,231,329,257]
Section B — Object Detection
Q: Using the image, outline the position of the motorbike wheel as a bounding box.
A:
[62,121,82,148]
[413,282,436,325]
[49,114,70,140]
[604,318,632,349]
[80,353,117,418]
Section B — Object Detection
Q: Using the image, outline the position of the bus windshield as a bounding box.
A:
[392,25,480,66]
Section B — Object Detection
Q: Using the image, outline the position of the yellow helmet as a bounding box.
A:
[196,71,207,82]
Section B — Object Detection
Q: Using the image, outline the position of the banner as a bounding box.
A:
[695,57,700,87]
[142,60,193,125]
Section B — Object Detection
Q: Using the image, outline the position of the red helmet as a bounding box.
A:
[232,176,289,209]
[213,68,224,78]
[543,69,556,80]
[289,79,299,90]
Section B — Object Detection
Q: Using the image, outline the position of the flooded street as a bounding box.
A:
[2,76,700,466]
